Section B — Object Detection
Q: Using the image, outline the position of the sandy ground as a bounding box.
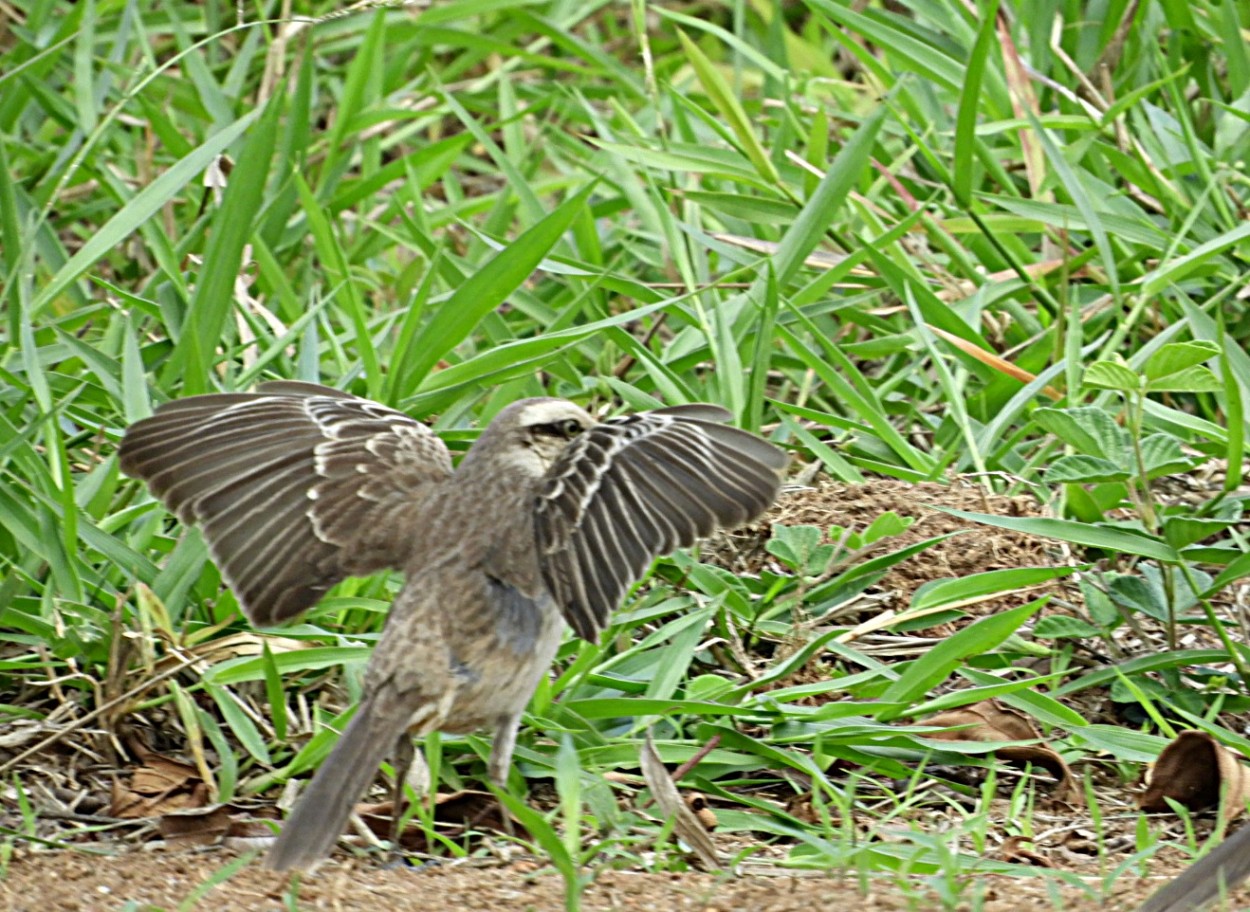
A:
[2,846,1237,912]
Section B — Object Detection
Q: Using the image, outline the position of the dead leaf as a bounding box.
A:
[109,751,210,819]
[923,699,1084,806]
[999,834,1053,867]
[640,732,721,870]
[355,789,523,852]
[157,805,231,848]
[128,754,198,793]
[1140,729,1250,824]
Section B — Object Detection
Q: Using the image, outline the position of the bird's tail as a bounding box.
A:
[266,695,406,871]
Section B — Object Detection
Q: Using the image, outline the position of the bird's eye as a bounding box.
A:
[532,419,584,439]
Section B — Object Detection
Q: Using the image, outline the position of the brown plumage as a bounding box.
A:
[119,381,786,870]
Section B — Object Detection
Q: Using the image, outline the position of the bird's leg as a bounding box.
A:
[487,712,524,837]
[389,731,416,862]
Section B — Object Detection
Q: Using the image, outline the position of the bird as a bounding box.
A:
[1136,825,1250,912]
[118,380,787,870]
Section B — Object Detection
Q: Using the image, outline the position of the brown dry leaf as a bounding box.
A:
[109,752,210,819]
[127,754,198,793]
[923,699,1084,806]
[999,834,1053,867]
[356,789,521,851]
[783,792,820,826]
[640,733,722,870]
[224,818,277,840]
[157,805,232,848]
[1140,729,1250,823]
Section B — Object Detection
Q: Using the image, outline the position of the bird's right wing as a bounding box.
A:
[119,381,452,626]
[533,405,787,641]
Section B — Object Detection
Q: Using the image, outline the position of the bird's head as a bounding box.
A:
[460,398,595,478]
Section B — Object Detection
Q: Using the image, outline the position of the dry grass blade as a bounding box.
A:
[640,732,722,871]
[927,324,1064,400]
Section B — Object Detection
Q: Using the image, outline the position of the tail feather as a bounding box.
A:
[266,696,406,871]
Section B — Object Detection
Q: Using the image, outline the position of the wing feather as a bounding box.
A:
[119,382,452,625]
[534,407,786,640]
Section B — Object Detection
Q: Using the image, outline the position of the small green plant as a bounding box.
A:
[1039,341,1227,527]
[940,339,1249,711]
[767,514,916,579]
[1036,341,1244,649]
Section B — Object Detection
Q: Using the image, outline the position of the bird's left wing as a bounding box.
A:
[533,405,787,641]
[119,381,453,625]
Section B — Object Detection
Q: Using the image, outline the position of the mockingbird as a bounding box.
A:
[119,380,786,870]
[1136,826,1250,912]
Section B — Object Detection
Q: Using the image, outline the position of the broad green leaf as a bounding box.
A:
[1045,455,1130,484]
[170,96,282,394]
[555,733,582,862]
[592,139,772,187]
[1033,407,1129,460]
[1033,615,1102,639]
[860,512,913,544]
[680,191,797,224]
[1164,516,1237,550]
[204,681,272,765]
[262,642,288,744]
[1082,579,1120,628]
[1145,365,1224,393]
[1140,434,1194,478]
[806,0,965,89]
[952,0,1000,207]
[1068,725,1168,763]
[1106,572,1168,622]
[1142,340,1220,381]
[205,646,372,685]
[1219,324,1246,495]
[766,524,832,575]
[1206,551,1250,596]
[406,183,596,388]
[1139,221,1250,298]
[773,104,885,285]
[1083,360,1141,393]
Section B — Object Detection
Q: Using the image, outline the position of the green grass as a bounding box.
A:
[2,0,1249,905]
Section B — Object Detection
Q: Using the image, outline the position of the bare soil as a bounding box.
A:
[1,846,1240,912]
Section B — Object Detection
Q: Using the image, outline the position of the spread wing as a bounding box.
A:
[119,381,452,625]
[533,405,787,641]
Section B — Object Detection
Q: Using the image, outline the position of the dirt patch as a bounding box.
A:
[709,478,1060,616]
[0,846,1232,912]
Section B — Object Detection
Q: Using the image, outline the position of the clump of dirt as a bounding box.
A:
[706,477,1062,618]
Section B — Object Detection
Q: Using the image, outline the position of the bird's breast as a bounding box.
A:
[404,569,563,735]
